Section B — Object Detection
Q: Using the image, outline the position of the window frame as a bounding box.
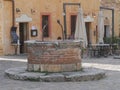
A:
[40,13,51,38]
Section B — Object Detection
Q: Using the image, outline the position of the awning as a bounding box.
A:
[16,14,32,22]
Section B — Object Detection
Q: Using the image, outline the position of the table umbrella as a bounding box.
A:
[97,11,104,44]
[75,8,88,47]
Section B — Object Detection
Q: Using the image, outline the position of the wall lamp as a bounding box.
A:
[92,12,96,18]
[16,8,21,13]
[31,9,36,14]
[83,13,87,17]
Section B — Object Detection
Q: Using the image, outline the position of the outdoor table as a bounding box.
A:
[89,44,110,57]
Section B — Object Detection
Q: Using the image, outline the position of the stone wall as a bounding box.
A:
[0,26,3,55]
[0,1,3,55]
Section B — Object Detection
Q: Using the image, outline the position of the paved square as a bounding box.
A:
[0,55,120,90]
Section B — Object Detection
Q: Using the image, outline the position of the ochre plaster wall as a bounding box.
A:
[2,0,100,55]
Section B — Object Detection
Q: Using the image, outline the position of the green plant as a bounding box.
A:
[103,37,112,44]
[81,47,87,58]
[104,36,119,44]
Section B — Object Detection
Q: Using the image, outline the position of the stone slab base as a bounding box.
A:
[5,67,106,82]
[27,63,81,72]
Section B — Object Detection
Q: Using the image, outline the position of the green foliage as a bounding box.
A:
[104,36,120,44]
[103,37,112,44]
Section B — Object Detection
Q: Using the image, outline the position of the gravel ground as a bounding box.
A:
[0,55,120,90]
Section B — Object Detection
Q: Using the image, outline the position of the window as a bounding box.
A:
[42,15,49,37]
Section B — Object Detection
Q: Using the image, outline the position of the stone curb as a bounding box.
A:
[5,67,106,82]
[113,56,120,59]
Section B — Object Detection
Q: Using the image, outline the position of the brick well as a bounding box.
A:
[25,40,82,72]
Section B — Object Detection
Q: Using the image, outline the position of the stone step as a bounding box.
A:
[5,67,106,82]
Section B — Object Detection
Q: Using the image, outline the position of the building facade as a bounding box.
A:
[0,0,100,55]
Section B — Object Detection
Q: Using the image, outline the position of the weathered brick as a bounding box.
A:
[26,40,82,72]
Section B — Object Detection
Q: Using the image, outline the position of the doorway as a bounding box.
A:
[19,23,29,54]
[71,15,77,35]
[85,22,91,45]
[70,15,77,39]
[104,25,110,38]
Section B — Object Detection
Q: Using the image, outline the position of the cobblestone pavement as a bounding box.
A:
[0,55,120,90]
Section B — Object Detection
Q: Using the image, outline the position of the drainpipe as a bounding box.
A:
[5,0,19,55]
[11,0,15,26]
[10,0,15,26]
[11,0,19,55]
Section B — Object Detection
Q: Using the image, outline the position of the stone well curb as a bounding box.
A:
[5,67,106,82]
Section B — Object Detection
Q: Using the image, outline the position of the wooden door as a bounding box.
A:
[19,23,29,54]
